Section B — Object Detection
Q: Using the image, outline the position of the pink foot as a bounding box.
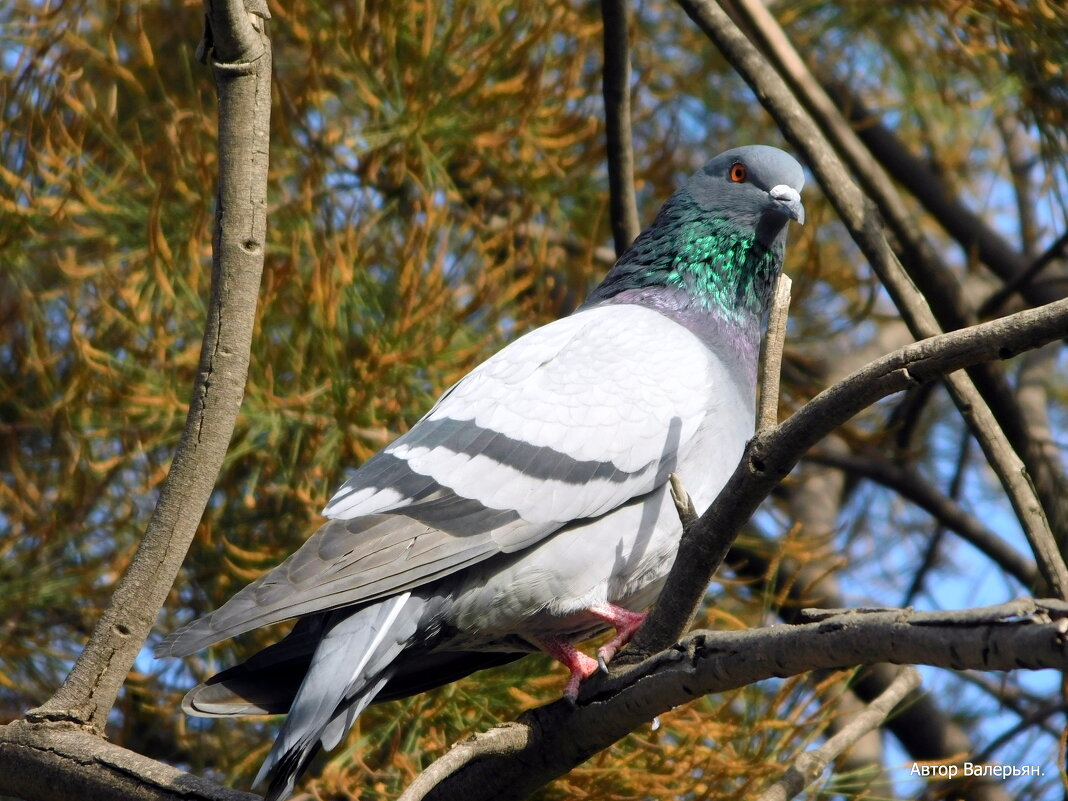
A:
[588,604,648,668]
[538,636,600,700]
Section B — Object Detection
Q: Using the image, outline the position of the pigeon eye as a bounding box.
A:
[729,163,748,183]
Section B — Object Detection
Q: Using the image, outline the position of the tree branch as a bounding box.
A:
[600,0,641,254]
[406,600,1068,801]
[0,721,260,801]
[820,81,1065,311]
[980,230,1068,317]
[726,543,1013,801]
[900,431,971,606]
[806,71,1068,548]
[631,294,1068,656]
[671,0,1068,598]
[22,0,272,737]
[754,667,922,801]
[804,450,1039,590]
[757,273,791,434]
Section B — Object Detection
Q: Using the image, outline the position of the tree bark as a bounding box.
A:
[601,0,641,254]
[632,294,1068,656]
[400,600,1068,801]
[0,3,272,799]
[25,0,271,733]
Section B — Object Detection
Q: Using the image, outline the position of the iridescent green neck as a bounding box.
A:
[584,193,784,326]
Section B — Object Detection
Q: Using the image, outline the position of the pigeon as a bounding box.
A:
[156,145,804,801]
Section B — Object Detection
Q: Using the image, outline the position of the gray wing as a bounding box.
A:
[157,511,519,656]
[157,304,716,658]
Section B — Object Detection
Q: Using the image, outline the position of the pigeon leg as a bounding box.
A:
[537,636,600,701]
[587,603,648,671]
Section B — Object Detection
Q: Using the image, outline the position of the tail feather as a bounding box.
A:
[253,593,419,801]
[182,614,326,717]
[182,634,527,719]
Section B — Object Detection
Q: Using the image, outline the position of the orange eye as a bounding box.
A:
[729,162,748,183]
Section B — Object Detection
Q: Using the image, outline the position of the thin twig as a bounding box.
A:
[980,230,1068,317]
[668,472,699,530]
[995,112,1040,258]
[753,667,922,801]
[757,273,791,434]
[600,0,640,254]
[805,450,1038,590]
[901,432,971,606]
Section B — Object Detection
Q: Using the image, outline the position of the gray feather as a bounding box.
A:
[156,515,502,657]
[255,593,419,801]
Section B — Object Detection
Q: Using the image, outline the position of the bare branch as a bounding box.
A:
[901,431,971,606]
[600,0,641,254]
[397,724,532,801]
[850,664,1013,801]
[26,0,271,732]
[980,230,1068,317]
[995,112,1041,257]
[807,78,1068,546]
[820,81,1065,311]
[671,0,1068,599]
[727,543,1014,801]
[754,667,922,801]
[632,294,1068,656]
[757,273,791,434]
[408,600,1068,801]
[0,720,260,801]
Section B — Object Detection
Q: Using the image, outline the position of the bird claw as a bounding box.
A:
[540,606,650,697]
[597,642,619,673]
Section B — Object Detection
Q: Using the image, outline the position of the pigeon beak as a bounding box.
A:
[768,184,805,225]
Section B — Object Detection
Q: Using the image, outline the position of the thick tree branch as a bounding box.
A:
[671,0,1068,598]
[727,542,1012,801]
[26,0,271,732]
[632,295,1068,656]
[406,600,1068,801]
[600,0,641,254]
[754,667,921,801]
[0,721,260,801]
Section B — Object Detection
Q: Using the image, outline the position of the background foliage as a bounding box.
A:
[2,0,1066,798]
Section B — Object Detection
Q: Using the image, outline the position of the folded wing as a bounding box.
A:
[156,304,714,658]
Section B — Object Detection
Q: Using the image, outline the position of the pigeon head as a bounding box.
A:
[583,145,804,332]
[688,145,805,231]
